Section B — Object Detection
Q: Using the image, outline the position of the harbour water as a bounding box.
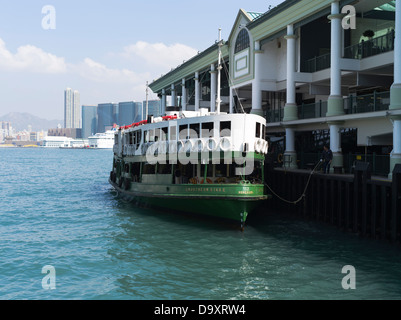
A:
[1,148,401,300]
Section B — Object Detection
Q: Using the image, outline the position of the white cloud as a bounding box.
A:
[122,41,198,72]
[0,38,198,113]
[71,58,149,84]
[0,38,67,74]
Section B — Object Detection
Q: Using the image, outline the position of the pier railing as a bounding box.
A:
[297,152,390,176]
[303,52,331,73]
[266,91,390,123]
[343,31,395,60]
[295,91,390,121]
[301,31,395,73]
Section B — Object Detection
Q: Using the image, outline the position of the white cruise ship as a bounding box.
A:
[88,129,116,149]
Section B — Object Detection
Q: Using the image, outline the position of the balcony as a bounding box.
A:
[343,31,395,60]
[303,52,331,73]
[296,91,390,120]
[266,91,390,123]
[302,31,395,73]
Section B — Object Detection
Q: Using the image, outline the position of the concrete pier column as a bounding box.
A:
[161,89,166,116]
[329,122,343,172]
[170,84,176,108]
[389,0,401,179]
[327,0,344,117]
[210,64,217,113]
[283,24,298,122]
[251,41,264,116]
[284,127,298,169]
[194,72,200,111]
[181,79,187,111]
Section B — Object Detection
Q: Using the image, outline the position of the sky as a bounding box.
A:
[0,0,284,120]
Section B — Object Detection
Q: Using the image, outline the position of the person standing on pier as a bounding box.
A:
[321,145,333,174]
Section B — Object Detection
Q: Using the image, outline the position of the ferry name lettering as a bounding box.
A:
[185,187,225,193]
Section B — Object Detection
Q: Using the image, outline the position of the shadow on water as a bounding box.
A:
[248,207,401,283]
[108,189,244,233]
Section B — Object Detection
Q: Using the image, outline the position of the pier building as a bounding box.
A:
[149,0,400,179]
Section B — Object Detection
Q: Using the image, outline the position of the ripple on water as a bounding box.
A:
[1,148,401,300]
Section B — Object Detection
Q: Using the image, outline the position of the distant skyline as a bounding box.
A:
[0,0,284,120]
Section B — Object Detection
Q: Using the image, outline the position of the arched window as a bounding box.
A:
[234,29,250,54]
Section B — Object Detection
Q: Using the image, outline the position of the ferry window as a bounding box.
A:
[136,131,142,147]
[201,122,214,138]
[200,164,213,177]
[143,163,155,174]
[155,128,161,142]
[144,130,148,143]
[220,121,231,137]
[256,123,261,138]
[157,164,172,174]
[262,124,266,139]
[161,127,168,141]
[215,164,228,177]
[170,126,177,140]
[189,123,200,139]
[129,132,134,144]
[149,129,155,142]
[179,125,188,140]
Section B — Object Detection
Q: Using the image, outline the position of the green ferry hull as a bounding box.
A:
[109,179,268,226]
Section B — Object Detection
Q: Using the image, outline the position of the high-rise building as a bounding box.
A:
[118,101,143,126]
[81,105,97,139]
[142,100,161,119]
[64,88,81,129]
[97,103,117,133]
[73,90,81,128]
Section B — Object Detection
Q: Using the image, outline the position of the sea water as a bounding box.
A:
[1,147,401,300]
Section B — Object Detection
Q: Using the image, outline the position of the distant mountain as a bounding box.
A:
[0,112,63,132]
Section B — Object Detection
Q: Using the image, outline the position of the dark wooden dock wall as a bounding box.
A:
[264,163,401,242]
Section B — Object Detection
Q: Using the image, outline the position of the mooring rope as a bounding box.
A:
[264,161,322,205]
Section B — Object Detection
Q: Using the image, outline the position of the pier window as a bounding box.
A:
[234,29,250,54]
[201,122,214,138]
[220,121,231,137]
